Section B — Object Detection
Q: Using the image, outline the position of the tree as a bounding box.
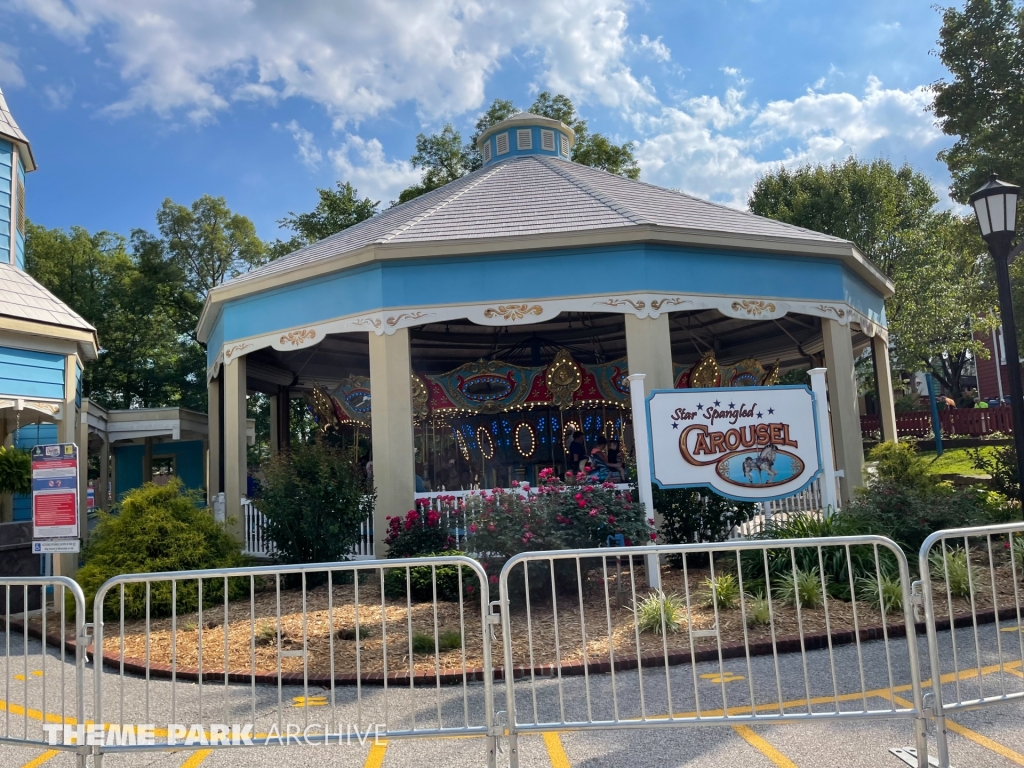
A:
[155,195,267,306]
[277,181,379,246]
[25,222,192,409]
[932,0,1024,203]
[748,158,996,400]
[397,93,640,202]
[397,124,470,204]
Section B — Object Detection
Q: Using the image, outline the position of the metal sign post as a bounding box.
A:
[627,373,661,590]
[31,443,81,557]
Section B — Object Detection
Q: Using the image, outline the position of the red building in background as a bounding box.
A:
[975,325,1015,404]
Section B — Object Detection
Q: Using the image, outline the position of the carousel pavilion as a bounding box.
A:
[197,112,898,552]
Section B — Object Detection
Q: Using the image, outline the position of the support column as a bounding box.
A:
[268,395,279,455]
[871,334,898,443]
[223,356,247,542]
[822,319,864,501]
[98,436,109,511]
[277,386,291,452]
[78,405,90,545]
[624,314,675,391]
[369,329,415,557]
[144,437,153,483]
[54,355,78,577]
[208,374,222,506]
[625,313,674,537]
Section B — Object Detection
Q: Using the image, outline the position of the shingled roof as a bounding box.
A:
[231,153,854,290]
[0,262,95,335]
[0,87,35,171]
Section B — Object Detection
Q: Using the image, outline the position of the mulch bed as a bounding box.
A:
[14,554,1022,687]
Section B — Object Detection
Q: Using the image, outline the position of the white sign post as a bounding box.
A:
[627,373,661,590]
[646,386,823,502]
[808,368,839,514]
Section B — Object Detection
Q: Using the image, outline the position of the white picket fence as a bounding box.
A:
[240,475,841,558]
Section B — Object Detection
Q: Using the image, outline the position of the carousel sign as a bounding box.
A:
[646,386,822,501]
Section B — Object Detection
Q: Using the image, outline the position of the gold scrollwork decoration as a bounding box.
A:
[386,311,431,327]
[483,304,543,321]
[225,342,250,359]
[730,300,777,317]
[815,305,846,318]
[280,329,317,346]
[597,298,646,311]
[546,349,582,409]
[650,297,690,311]
[352,318,383,329]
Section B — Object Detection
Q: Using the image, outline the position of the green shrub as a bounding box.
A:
[856,574,903,615]
[384,507,454,558]
[744,592,772,627]
[655,487,757,553]
[1011,536,1024,573]
[775,568,824,609]
[929,548,981,598]
[703,574,740,610]
[635,591,686,635]
[410,630,461,654]
[336,625,371,641]
[381,556,472,602]
[77,481,250,619]
[972,445,1019,500]
[256,440,375,568]
[867,441,931,491]
[0,446,30,495]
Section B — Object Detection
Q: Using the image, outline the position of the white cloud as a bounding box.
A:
[0,43,26,88]
[43,83,74,109]
[635,77,945,208]
[328,135,421,204]
[279,120,322,170]
[639,34,671,63]
[11,0,652,124]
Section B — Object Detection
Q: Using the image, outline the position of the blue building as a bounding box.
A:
[0,87,98,577]
[196,111,900,555]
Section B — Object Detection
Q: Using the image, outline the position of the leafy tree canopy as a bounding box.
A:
[748,157,996,399]
[932,0,1024,203]
[398,92,640,203]
[277,181,379,247]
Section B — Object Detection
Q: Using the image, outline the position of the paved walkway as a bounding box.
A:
[1,622,1022,767]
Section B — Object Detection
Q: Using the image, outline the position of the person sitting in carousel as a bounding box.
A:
[587,435,625,483]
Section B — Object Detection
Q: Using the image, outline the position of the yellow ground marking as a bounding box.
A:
[364,738,388,768]
[542,731,571,768]
[732,725,799,768]
[292,695,327,707]
[1000,625,1022,633]
[180,749,213,768]
[699,671,745,684]
[13,672,43,681]
[19,751,59,768]
[887,693,1024,766]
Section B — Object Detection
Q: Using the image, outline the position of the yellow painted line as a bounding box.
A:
[364,738,388,768]
[292,695,327,707]
[19,751,59,768]
[732,725,798,768]
[180,749,213,768]
[543,731,571,768]
[1007,667,1023,679]
[888,693,1024,766]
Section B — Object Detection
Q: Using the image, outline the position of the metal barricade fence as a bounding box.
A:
[917,520,1024,768]
[0,576,88,767]
[497,537,930,768]
[89,556,498,767]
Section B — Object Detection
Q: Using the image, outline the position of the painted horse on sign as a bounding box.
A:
[645,385,822,502]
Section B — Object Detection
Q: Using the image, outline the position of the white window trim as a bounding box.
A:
[496,132,510,155]
[517,129,532,150]
[541,129,555,151]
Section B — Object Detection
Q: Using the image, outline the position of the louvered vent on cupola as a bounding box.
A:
[517,129,532,150]
[541,130,555,151]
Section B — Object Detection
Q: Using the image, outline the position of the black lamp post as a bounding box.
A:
[969,174,1024,510]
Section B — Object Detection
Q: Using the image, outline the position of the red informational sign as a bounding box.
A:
[31,443,79,540]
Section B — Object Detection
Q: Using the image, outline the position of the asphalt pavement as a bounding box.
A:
[1,618,1022,768]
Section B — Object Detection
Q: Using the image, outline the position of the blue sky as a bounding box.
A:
[0,0,956,242]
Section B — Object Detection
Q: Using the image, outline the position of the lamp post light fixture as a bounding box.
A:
[969,174,1024,511]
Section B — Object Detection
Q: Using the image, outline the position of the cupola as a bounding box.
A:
[476,112,575,167]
